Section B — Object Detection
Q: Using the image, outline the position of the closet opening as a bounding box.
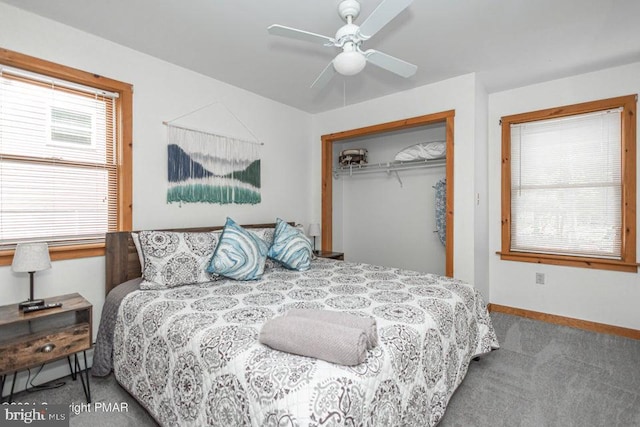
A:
[321,110,454,276]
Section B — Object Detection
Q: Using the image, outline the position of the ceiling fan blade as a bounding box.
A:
[268,24,335,46]
[358,0,413,39]
[364,49,417,78]
[310,61,337,89]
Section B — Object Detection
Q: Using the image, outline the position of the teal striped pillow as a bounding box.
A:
[207,218,268,280]
[268,218,313,271]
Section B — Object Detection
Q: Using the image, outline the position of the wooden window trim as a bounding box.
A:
[0,47,133,266]
[500,95,637,272]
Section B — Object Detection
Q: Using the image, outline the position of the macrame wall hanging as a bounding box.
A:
[163,102,263,205]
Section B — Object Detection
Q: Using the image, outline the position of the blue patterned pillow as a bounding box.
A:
[268,218,313,271]
[207,218,268,280]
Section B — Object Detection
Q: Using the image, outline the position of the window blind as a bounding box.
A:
[510,108,622,259]
[0,67,119,248]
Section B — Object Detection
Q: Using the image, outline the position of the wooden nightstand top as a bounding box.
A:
[314,251,344,260]
[0,293,91,327]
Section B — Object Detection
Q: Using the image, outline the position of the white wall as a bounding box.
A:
[312,73,484,287]
[333,125,447,273]
[0,2,313,392]
[488,62,640,330]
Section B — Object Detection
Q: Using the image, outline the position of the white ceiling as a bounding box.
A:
[3,0,640,113]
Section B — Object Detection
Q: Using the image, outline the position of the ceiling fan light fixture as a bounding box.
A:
[333,50,366,76]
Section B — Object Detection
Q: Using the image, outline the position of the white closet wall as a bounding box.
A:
[333,123,446,273]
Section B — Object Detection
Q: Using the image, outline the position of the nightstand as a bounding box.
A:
[0,293,92,403]
[314,250,345,260]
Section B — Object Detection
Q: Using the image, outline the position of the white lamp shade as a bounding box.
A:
[12,243,51,273]
[333,51,366,76]
[308,223,321,237]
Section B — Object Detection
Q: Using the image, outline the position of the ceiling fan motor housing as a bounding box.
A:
[335,23,361,46]
[338,0,361,21]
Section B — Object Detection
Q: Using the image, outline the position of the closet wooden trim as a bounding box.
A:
[445,115,454,277]
[321,110,455,277]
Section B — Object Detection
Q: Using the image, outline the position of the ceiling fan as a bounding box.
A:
[268,0,417,89]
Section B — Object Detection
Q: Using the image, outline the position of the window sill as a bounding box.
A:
[0,243,106,266]
[497,251,637,273]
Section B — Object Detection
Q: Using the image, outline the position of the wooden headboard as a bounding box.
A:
[105,222,280,296]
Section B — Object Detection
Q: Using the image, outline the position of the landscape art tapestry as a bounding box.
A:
[166,125,261,205]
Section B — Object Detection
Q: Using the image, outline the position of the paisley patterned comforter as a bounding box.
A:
[113,258,499,426]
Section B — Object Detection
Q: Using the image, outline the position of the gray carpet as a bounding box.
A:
[6,313,640,426]
[440,313,640,427]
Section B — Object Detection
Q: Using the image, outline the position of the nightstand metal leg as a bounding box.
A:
[67,356,77,381]
[8,372,17,403]
[0,375,5,403]
[73,352,91,403]
[0,374,14,404]
[83,351,91,403]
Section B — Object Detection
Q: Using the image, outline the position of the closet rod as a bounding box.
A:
[333,158,446,179]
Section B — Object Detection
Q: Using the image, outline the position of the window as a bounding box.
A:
[0,48,132,265]
[50,105,95,147]
[500,95,636,272]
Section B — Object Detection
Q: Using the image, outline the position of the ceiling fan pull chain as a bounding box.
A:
[343,80,346,108]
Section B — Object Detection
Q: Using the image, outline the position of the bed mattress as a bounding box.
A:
[112,258,498,426]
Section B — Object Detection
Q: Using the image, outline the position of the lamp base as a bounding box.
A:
[19,299,45,311]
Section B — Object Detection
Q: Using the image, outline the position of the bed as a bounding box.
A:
[96,222,499,426]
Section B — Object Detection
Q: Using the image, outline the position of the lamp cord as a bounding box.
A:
[25,364,66,393]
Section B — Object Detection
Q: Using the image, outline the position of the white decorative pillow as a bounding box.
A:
[248,227,275,246]
[394,141,446,161]
[131,232,144,270]
[139,231,220,290]
[250,227,278,270]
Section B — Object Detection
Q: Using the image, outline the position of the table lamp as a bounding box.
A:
[308,223,321,252]
[12,242,51,310]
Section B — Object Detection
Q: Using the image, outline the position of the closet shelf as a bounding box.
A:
[333,158,445,187]
[333,158,444,181]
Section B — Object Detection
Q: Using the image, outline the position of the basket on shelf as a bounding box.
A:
[339,148,368,166]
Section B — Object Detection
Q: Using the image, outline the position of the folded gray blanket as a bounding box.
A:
[285,308,378,349]
[259,316,368,366]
